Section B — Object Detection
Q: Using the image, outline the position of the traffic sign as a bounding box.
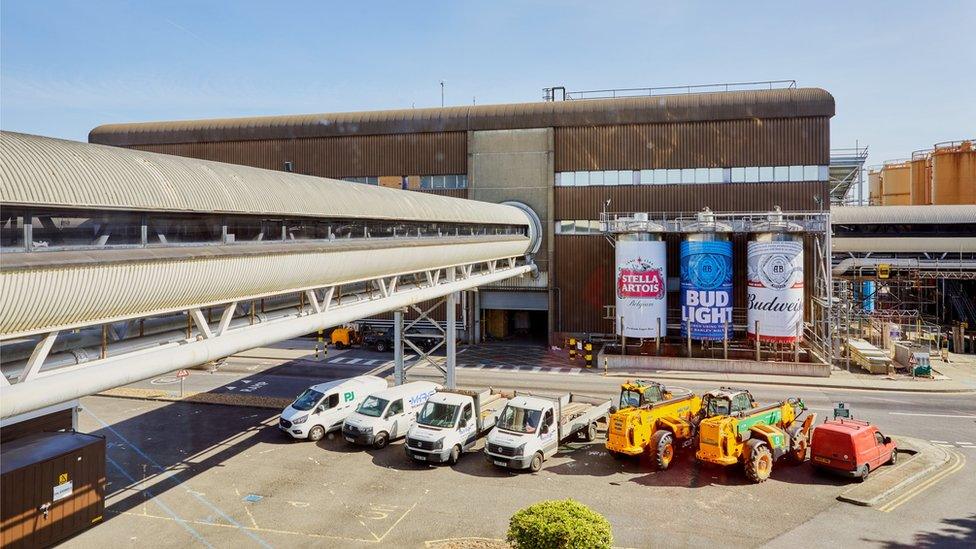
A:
[176,369,190,378]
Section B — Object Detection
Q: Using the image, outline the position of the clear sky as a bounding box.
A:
[2,0,974,170]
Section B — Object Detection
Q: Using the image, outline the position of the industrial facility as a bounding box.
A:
[88,82,836,353]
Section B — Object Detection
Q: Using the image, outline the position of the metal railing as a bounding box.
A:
[544,80,796,101]
[599,210,829,235]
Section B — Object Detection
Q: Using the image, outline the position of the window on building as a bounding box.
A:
[759,166,775,182]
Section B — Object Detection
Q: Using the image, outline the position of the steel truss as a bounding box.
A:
[1,256,531,418]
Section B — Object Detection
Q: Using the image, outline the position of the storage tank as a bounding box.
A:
[910,153,932,205]
[680,208,732,341]
[747,208,804,343]
[881,161,911,205]
[613,213,667,338]
[867,169,883,205]
[932,140,976,205]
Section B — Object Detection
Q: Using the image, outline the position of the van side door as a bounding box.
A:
[319,393,341,429]
[387,398,406,437]
[871,430,887,469]
[459,403,476,449]
[540,407,558,457]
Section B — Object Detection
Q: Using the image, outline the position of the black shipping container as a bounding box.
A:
[1,432,106,548]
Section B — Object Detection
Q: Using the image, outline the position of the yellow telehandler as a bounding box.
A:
[695,388,816,483]
[605,380,702,470]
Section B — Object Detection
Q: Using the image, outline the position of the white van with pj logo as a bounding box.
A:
[279,376,387,441]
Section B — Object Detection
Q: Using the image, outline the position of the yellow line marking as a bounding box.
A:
[878,449,965,512]
[109,510,380,544]
[375,489,429,542]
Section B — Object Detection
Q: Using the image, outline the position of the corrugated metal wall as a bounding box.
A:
[129,132,467,177]
[554,117,829,171]
[554,181,829,219]
[554,234,819,334]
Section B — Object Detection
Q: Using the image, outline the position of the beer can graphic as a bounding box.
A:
[747,239,803,342]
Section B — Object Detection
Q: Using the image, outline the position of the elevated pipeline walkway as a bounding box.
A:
[0,132,539,417]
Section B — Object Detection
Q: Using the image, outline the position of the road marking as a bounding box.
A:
[346,358,363,365]
[105,455,213,548]
[511,366,521,372]
[491,365,504,371]
[548,368,564,374]
[330,357,347,364]
[889,412,976,419]
[531,367,542,373]
[956,442,972,445]
[570,368,581,374]
[364,359,379,366]
[930,440,948,444]
[879,449,965,512]
[88,410,273,548]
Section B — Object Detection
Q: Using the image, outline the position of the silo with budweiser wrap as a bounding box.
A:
[747,207,805,343]
[613,214,667,338]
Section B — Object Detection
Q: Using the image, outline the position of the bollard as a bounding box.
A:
[316,329,324,359]
[569,337,577,361]
[723,319,729,360]
[603,355,608,376]
[656,317,661,355]
[584,341,593,368]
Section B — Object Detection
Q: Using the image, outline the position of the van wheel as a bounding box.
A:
[308,426,325,442]
[888,450,898,465]
[449,445,461,465]
[744,443,773,483]
[858,464,870,482]
[373,432,389,449]
[335,342,345,350]
[582,422,598,442]
[529,452,544,473]
[650,430,675,470]
[375,341,387,353]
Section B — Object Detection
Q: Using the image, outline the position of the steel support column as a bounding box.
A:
[394,308,405,385]
[446,269,457,389]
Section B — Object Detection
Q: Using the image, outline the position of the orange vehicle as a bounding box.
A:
[810,418,897,481]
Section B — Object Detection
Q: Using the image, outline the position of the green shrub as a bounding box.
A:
[507,499,612,549]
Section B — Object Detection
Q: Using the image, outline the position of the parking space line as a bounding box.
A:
[105,456,213,548]
[88,410,273,548]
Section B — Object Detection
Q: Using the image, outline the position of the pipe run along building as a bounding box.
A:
[89,86,837,345]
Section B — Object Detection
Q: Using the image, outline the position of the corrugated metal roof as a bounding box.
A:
[832,237,976,253]
[832,205,976,225]
[0,131,528,225]
[88,88,835,146]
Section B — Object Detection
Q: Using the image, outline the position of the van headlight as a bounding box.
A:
[514,443,526,457]
[432,438,444,450]
[292,415,309,425]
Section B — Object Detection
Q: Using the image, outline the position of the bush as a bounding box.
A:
[507,499,612,549]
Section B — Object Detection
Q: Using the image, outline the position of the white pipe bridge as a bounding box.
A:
[0,132,540,418]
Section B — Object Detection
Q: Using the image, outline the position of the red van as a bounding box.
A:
[810,418,897,480]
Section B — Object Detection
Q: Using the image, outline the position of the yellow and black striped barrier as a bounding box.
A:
[584,341,593,368]
[568,337,577,361]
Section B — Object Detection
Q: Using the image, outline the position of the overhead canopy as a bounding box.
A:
[88,88,836,146]
[0,131,529,226]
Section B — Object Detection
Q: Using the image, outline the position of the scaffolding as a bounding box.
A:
[829,145,869,205]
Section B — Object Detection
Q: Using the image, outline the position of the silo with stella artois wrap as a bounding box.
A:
[615,234,667,338]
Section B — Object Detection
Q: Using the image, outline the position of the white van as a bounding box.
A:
[342,381,440,449]
[279,376,387,441]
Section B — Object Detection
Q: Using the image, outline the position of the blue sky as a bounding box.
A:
[2,0,974,170]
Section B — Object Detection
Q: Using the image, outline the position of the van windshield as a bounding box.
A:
[356,396,389,418]
[417,401,459,428]
[496,405,542,434]
[292,389,324,411]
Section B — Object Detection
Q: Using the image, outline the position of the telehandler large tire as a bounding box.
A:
[649,430,676,470]
[744,442,773,483]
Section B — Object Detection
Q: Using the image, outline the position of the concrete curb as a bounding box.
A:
[599,371,976,394]
[836,436,951,507]
[97,387,291,410]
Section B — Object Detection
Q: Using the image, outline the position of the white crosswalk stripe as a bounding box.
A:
[364,359,379,366]
[329,357,347,364]
[569,368,581,374]
[531,367,542,373]
[346,358,362,364]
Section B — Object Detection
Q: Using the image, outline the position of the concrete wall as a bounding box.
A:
[598,351,832,377]
[468,129,554,342]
